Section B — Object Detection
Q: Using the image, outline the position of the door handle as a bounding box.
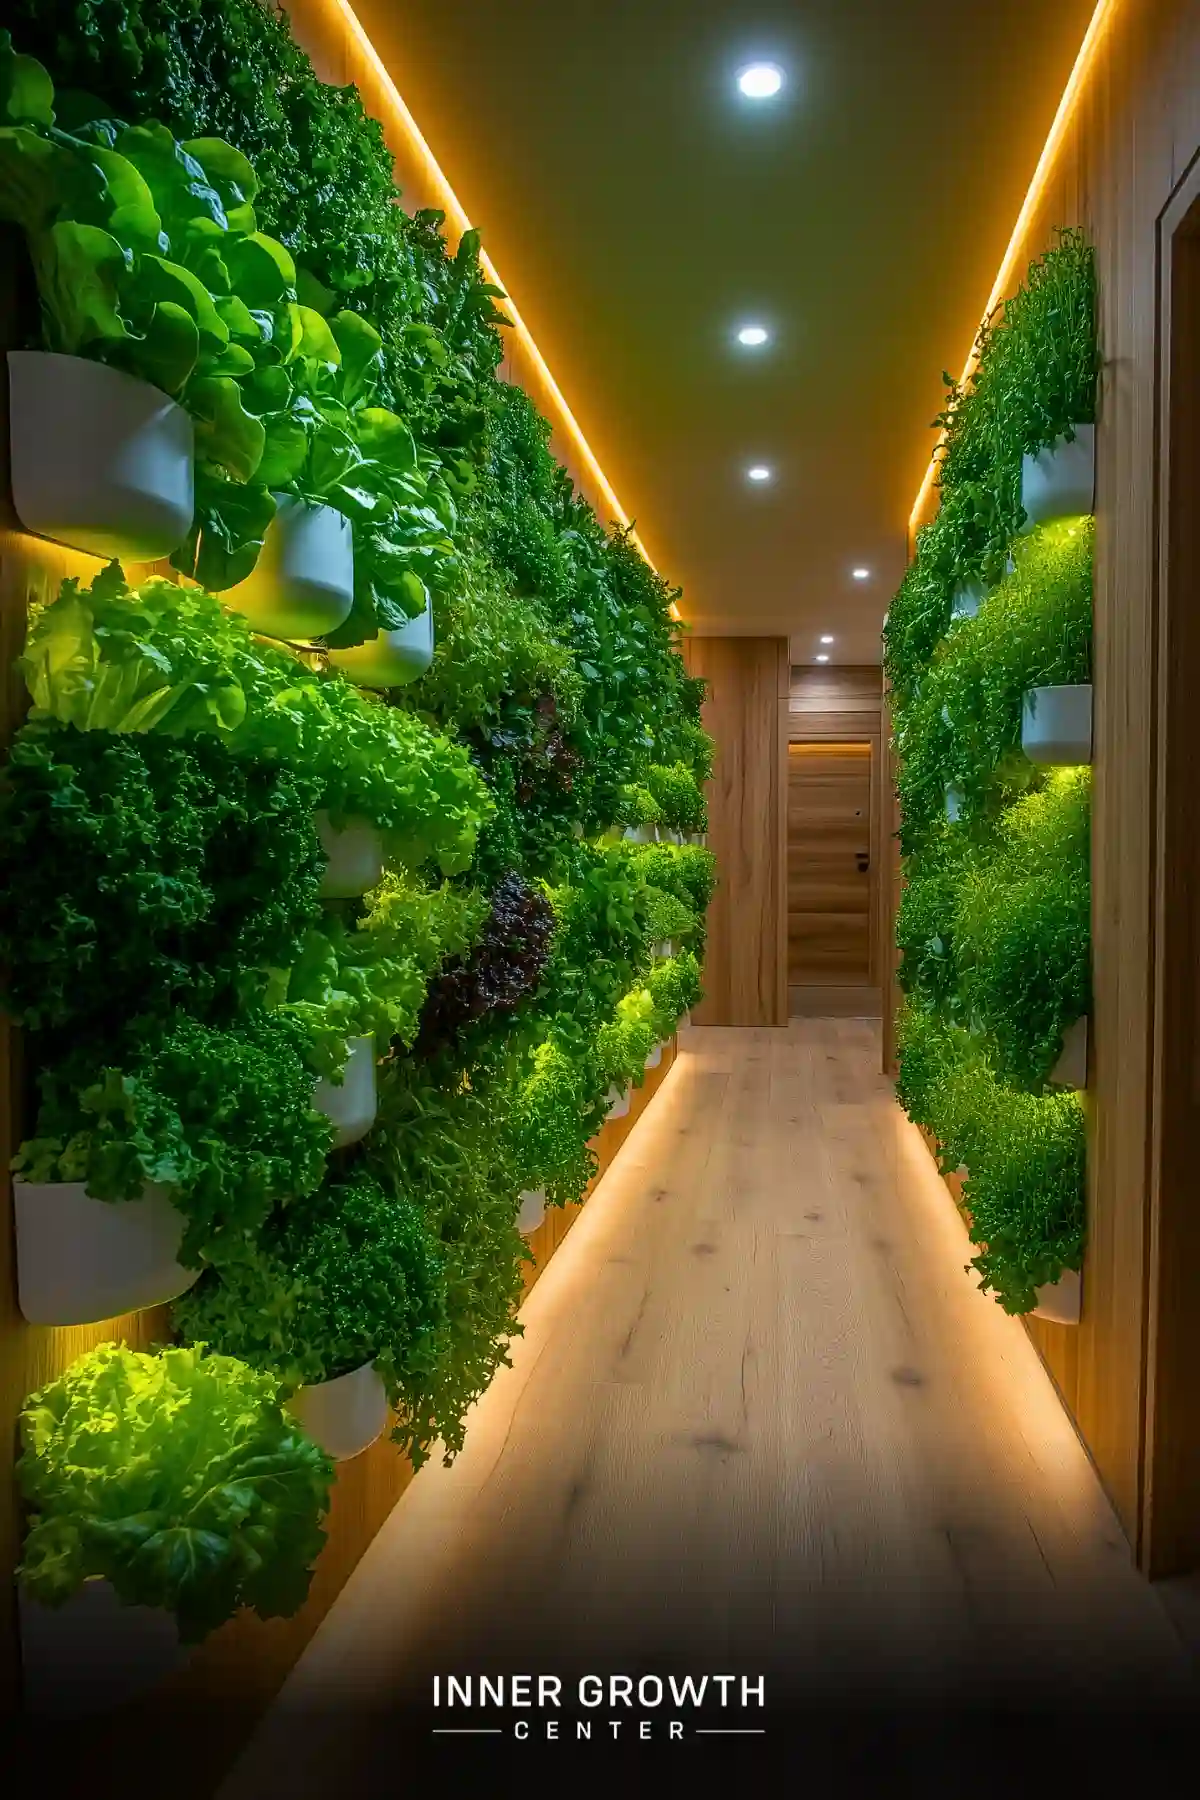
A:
[855,852,870,873]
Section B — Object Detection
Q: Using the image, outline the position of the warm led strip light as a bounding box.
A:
[908,0,1121,535]
[326,0,655,573]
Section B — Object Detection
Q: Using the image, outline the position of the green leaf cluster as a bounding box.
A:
[17,1341,333,1642]
[887,230,1096,1313]
[173,1170,448,1397]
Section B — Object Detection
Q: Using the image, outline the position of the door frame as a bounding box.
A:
[1141,156,1200,1577]
[785,725,883,998]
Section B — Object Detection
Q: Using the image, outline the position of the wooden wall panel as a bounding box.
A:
[896,0,1200,1552]
[683,638,788,1027]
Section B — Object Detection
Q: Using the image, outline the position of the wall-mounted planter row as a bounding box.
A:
[7,352,194,563]
[516,1188,547,1235]
[605,1084,631,1121]
[1020,423,1095,531]
[1032,1266,1083,1325]
[1022,684,1093,765]
[18,1576,189,1719]
[685,832,707,847]
[622,823,658,845]
[312,1036,377,1149]
[327,597,435,688]
[12,1178,198,1326]
[288,1359,389,1462]
[314,810,386,899]
[225,495,354,641]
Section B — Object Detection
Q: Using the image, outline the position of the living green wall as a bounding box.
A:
[0,6,715,1640]
[883,229,1098,1316]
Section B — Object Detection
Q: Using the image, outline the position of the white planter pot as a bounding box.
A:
[7,351,194,561]
[326,598,434,688]
[1049,1015,1088,1090]
[622,823,659,845]
[951,578,986,621]
[1032,1266,1082,1324]
[289,1361,388,1462]
[13,1178,198,1326]
[652,939,676,961]
[662,829,684,846]
[312,1036,377,1149]
[680,1011,692,1028]
[1020,424,1095,530]
[1022,684,1092,765]
[516,1188,547,1235]
[315,810,385,899]
[18,1578,187,1719]
[685,833,707,847]
[945,783,965,823]
[605,1084,631,1121]
[224,495,353,640]
[644,1043,663,1071]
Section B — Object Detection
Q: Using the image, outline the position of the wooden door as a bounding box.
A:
[787,741,873,989]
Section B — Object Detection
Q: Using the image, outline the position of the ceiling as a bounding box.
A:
[354,0,1098,661]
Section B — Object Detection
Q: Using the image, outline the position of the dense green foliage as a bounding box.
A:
[886,233,1096,1313]
[4,1,715,1631]
[173,1171,448,1398]
[17,1342,333,1642]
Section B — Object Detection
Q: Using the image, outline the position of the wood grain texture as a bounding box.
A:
[896,0,1200,1551]
[682,637,788,1027]
[786,743,873,985]
[1142,168,1200,1576]
[218,1023,1196,1794]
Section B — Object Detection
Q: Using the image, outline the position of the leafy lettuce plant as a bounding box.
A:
[643,885,696,948]
[645,762,707,835]
[17,1341,333,1643]
[366,1057,530,1467]
[509,1039,597,1206]
[14,1010,332,1268]
[173,1170,448,1397]
[894,518,1092,852]
[415,872,555,1055]
[954,770,1091,1089]
[894,998,1085,1313]
[0,716,323,1041]
[20,565,492,873]
[277,874,485,1074]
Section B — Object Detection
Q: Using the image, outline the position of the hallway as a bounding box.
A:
[221,1022,1196,1788]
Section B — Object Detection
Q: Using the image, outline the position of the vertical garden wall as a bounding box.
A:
[0,7,713,1652]
[884,229,1098,1320]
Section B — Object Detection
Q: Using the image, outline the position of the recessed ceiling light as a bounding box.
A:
[852,567,871,581]
[815,653,830,663]
[736,324,770,347]
[819,635,834,644]
[746,465,772,482]
[737,62,784,99]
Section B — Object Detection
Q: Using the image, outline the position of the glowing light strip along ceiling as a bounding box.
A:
[330,0,655,572]
[907,0,1121,535]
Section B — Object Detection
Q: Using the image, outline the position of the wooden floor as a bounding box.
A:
[219,1022,1197,1788]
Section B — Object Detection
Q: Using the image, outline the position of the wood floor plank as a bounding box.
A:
[219,1023,1197,1790]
